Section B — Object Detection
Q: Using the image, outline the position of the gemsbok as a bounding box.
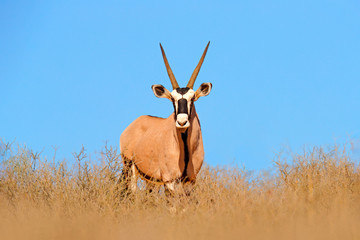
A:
[120,42,212,195]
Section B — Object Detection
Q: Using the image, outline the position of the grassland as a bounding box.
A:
[1,140,360,240]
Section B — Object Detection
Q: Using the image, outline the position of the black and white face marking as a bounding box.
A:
[151,83,212,129]
[170,87,195,129]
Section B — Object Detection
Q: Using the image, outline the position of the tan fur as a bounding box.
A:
[120,105,204,184]
[120,43,211,192]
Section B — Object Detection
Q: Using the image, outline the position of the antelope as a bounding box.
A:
[120,42,212,195]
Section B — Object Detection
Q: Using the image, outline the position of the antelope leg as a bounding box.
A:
[164,180,186,197]
[130,163,138,193]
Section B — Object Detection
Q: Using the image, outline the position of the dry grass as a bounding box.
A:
[1,140,360,240]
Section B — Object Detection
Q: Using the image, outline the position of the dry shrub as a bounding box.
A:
[0,140,360,240]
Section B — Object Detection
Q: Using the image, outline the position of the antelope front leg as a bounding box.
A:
[164,181,176,197]
[183,180,196,196]
[164,180,196,197]
[164,180,184,197]
[165,180,191,214]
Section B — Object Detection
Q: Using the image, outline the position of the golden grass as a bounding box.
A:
[1,141,360,240]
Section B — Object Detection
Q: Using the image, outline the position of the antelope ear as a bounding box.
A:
[152,84,172,100]
[195,82,212,101]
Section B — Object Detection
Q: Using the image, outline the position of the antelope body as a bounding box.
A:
[120,42,212,194]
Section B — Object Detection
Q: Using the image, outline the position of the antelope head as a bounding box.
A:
[152,42,212,129]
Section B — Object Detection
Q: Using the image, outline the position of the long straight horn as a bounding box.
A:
[187,41,210,89]
[160,43,179,89]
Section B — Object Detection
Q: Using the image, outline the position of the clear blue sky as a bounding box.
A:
[1,1,360,170]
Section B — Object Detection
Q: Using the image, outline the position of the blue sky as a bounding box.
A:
[1,1,360,170]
